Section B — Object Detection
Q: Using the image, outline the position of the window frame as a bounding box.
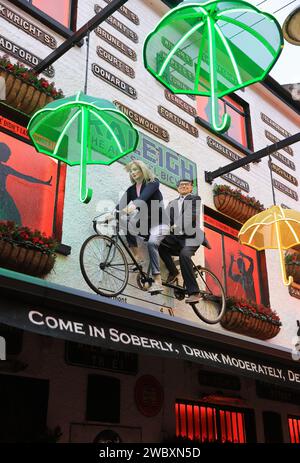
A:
[203,206,270,307]
[196,92,254,155]
[8,0,78,37]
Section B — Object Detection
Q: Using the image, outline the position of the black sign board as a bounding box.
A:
[221,172,249,192]
[271,162,298,186]
[272,150,295,171]
[103,0,140,25]
[92,63,137,99]
[2,299,300,391]
[94,4,138,43]
[0,34,54,78]
[207,136,250,171]
[273,178,298,201]
[265,130,294,156]
[165,90,196,117]
[198,370,241,390]
[256,380,300,405]
[95,27,137,61]
[65,341,138,374]
[158,105,199,138]
[96,46,135,78]
[261,113,291,138]
[0,3,57,49]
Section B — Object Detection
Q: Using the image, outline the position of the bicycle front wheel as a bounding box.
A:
[80,235,128,297]
[191,267,226,324]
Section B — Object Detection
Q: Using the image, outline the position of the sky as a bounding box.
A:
[247,0,300,84]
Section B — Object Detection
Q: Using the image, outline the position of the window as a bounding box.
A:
[196,94,253,152]
[288,416,300,443]
[11,0,77,32]
[0,114,66,240]
[176,400,256,443]
[204,213,268,305]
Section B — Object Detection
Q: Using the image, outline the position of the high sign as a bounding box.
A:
[164,90,196,117]
[94,5,138,43]
[96,46,135,78]
[265,130,294,156]
[114,101,169,142]
[273,179,298,201]
[92,63,137,99]
[103,0,140,25]
[272,150,295,171]
[95,27,137,61]
[158,106,199,138]
[0,34,54,78]
[221,172,249,192]
[0,3,57,49]
[261,113,291,138]
[271,162,298,186]
[207,136,250,171]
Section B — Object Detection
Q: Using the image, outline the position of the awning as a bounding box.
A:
[1,268,300,390]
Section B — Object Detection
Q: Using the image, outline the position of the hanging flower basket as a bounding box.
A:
[221,298,281,340]
[213,184,264,223]
[0,55,64,115]
[0,221,58,277]
[285,252,300,284]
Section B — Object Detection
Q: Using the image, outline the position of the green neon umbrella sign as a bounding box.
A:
[27,92,139,203]
[143,0,283,133]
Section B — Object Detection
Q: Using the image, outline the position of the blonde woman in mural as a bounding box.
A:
[0,142,52,224]
[117,160,168,294]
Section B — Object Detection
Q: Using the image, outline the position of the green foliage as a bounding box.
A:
[213,184,265,211]
[0,221,58,255]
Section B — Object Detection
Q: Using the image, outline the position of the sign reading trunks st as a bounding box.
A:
[0,3,57,49]
[95,27,137,61]
[114,101,169,142]
[92,63,137,99]
[0,34,54,78]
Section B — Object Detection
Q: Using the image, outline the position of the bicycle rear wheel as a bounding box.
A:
[80,235,128,297]
[191,266,226,324]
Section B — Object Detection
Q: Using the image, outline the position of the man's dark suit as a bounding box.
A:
[159,194,204,295]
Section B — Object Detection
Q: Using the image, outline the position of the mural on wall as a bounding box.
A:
[0,130,65,238]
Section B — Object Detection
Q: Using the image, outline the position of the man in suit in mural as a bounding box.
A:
[229,250,256,302]
[159,179,209,304]
[0,142,52,224]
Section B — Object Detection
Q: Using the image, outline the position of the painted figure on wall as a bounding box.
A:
[229,250,256,302]
[0,142,52,225]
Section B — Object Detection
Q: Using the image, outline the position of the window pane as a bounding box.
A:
[196,96,225,126]
[32,0,71,27]
[226,105,247,147]
[204,227,225,294]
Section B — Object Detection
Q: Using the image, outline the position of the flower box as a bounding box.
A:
[0,55,63,115]
[0,239,55,277]
[213,184,264,223]
[220,299,281,340]
[0,221,58,277]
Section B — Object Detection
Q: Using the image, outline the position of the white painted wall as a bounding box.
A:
[1,0,300,354]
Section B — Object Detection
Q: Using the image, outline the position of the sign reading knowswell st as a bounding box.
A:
[158,106,199,138]
[114,101,169,142]
[164,90,196,117]
[94,4,138,43]
[265,130,294,156]
[3,301,300,390]
[95,27,137,61]
[92,63,137,99]
[103,0,139,25]
[97,46,135,78]
[207,136,250,171]
[0,34,54,78]
[273,179,298,201]
[271,162,298,186]
[0,3,57,49]
[261,113,291,138]
[221,172,249,192]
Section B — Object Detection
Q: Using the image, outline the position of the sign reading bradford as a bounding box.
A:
[0,3,57,49]
[164,90,196,117]
[120,132,197,192]
[265,130,294,156]
[92,63,137,99]
[103,0,139,25]
[114,101,169,142]
[158,106,199,138]
[273,179,298,201]
[96,46,135,78]
[207,136,250,171]
[271,162,298,187]
[221,172,249,192]
[94,5,138,43]
[0,34,54,78]
[261,113,291,138]
[95,27,137,61]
